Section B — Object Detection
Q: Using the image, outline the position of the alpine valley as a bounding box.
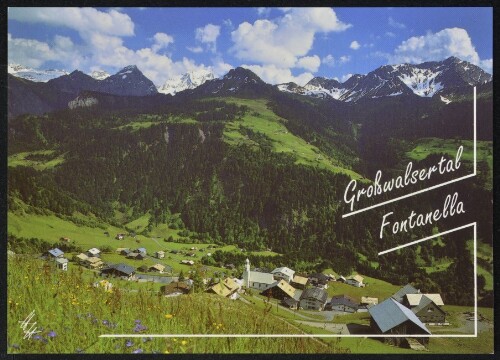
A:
[7,56,493,352]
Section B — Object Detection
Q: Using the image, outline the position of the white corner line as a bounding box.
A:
[377,222,476,255]
[343,86,477,219]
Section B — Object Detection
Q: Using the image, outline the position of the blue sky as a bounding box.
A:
[8,7,493,86]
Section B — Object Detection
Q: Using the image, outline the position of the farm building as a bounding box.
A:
[116,248,129,254]
[207,278,240,298]
[85,257,105,269]
[149,264,166,273]
[281,297,299,310]
[161,281,191,296]
[308,273,330,288]
[181,259,195,266]
[47,248,64,259]
[271,267,295,283]
[404,294,446,324]
[55,257,68,271]
[291,275,309,289]
[242,259,276,291]
[87,248,101,258]
[75,253,89,263]
[136,248,147,255]
[155,251,165,259]
[101,263,136,280]
[392,284,420,303]
[261,279,297,300]
[327,295,358,312]
[115,233,126,240]
[369,298,431,347]
[300,287,328,311]
[345,274,365,287]
[361,296,379,306]
[127,252,145,260]
[59,237,71,243]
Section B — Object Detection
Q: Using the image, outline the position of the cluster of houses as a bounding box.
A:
[44,245,446,349]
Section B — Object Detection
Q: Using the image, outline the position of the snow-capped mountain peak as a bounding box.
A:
[90,70,110,80]
[158,69,215,95]
[276,57,492,102]
[8,63,69,82]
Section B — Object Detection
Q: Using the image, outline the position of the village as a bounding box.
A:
[31,231,470,353]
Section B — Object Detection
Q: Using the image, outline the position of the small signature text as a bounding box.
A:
[19,310,41,339]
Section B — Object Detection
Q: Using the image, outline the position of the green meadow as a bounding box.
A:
[222,98,364,180]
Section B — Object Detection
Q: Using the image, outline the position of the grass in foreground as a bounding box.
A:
[7,256,345,354]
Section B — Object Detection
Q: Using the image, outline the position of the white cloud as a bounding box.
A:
[8,8,216,86]
[322,54,335,67]
[187,46,204,53]
[341,73,353,82]
[8,33,83,69]
[195,23,221,53]
[223,19,233,28]
[231,8,351,69]
[241,64,314,86]
[389,27,491,72]
[256,7,271,17]
[339,55,351,64]
[151,32,174,52]
[388,16,406,29]
[385,31,396,38]
[9,7,134,36]
[480,59,492,74]
[296,55,321,72]
[350,40,360,50]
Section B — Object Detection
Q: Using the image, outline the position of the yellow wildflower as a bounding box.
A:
[165,314,173,319]
[181,340,187,346]
[164,350,170,354]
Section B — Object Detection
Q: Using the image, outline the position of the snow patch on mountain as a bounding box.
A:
[90,70,110,80]
[8,63,69,82]
[158,69,215,95]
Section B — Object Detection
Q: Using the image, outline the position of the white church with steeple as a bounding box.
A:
[242,258,275,290]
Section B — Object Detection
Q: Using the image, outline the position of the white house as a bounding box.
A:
[271,267,295,283]
[87,248,101,258]
[243,259,276,291]
[55,257,68,271]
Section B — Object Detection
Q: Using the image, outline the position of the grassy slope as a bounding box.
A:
[7,257,339,354]
[8,150,65,170]
[222,98,363,180]
[326,275,401,303]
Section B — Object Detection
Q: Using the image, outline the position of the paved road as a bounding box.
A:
[135,274,178,283]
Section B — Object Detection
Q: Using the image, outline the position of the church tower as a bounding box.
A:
[243,258,250,288]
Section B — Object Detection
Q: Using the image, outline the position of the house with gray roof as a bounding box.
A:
[392,284,420,303]
[101,263,136,280]
[327,294,359,312]
[300,287,328,311]
[271,267,295,283]
[55,257,68,271]
[369,298,431,347]
[404,294,446,324]
[48,248,64,258]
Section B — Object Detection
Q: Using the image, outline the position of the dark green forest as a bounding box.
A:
[7,91,492,306]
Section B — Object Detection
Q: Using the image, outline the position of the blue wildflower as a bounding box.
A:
[134,319,141,324]
[33,335,42,341]
[48,331,56,338]
[102,320,109,326]
[132,349,143,354]
[133,323,147,333]
[125,340,134,347]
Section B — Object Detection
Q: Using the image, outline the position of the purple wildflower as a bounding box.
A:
[102,320,109,326]
[134,319,141,324]
[48,331,56,338]
[133,323,147,333]
[125,340,134,347]
[142,337,153,343]
[132,349,143,354]
[33,335,42,341]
